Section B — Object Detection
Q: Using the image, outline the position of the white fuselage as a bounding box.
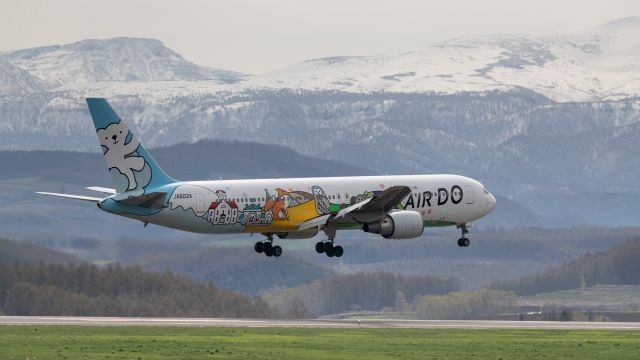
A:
[112,174,496,236]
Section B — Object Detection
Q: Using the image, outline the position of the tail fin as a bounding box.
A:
[86,98,175,195]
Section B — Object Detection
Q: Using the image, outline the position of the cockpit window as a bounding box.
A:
[483,187,489,195]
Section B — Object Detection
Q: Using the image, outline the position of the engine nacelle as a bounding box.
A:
[362,211,424,239]
[276,228,319,240]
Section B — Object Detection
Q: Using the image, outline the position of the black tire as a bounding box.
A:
[463,238,470,247]
[457,238,463,247]
[273,245,283,257]
[315,242,324,254]
[264,246,274,257]
[323,242,333,253]
[334,245,344,257]
[254,242,264,253]
[325,246,335,257]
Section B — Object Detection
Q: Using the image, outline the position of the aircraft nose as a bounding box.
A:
[487,192,496,212]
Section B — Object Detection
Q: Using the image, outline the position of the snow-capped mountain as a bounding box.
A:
[0,59,49,95]
[1,19,640,226]
[1,18,640,100]
[1,38,245,88]
[247,17,640,102]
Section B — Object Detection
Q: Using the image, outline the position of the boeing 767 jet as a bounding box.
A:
[38,98,496,258]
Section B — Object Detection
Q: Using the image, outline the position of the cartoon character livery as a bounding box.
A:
[97,121,145,191]
[38,98,496,258]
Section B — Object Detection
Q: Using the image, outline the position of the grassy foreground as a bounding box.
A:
[0,326,639,359]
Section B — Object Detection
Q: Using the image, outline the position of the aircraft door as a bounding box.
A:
[196,193,205,213]
[464,185,474,204]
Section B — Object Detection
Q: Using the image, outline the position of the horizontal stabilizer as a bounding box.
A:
[36,192,102,202]
[86,186,117,195]
[118,192,167,209]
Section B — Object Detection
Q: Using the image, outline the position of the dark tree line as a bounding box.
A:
[0,262,278,318]
[131,246,331,296]
[492,238,640,296]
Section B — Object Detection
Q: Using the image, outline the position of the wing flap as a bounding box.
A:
[297,186,411,230]
[358,185,411,213]
[297,214,332,231]
[335,197,372,219]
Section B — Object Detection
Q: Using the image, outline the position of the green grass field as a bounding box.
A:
[0,326,639,360]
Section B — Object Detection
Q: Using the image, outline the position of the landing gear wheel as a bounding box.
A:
[273,245,283,257]
[263,242,274,257]
[315,242,325,254]
[323,242,333,253]
[457,224,471,248]
[264,246,274,257]
[333,245,344,257]
[325,246,335,257]
[254,241,264,253]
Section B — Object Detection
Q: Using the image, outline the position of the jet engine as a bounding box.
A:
[362,210,424,239]
[276,228,319,239]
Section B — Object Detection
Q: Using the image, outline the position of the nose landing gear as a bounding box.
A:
[254,233,282,257]
[457,224,471,247]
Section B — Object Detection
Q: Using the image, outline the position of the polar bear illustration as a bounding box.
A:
[97,122,145,191]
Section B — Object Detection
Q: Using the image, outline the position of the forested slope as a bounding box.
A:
[492,238,640,296]
[0,239,279,317]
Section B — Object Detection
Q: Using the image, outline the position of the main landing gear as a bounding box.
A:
[457,224,470,247]
[315,236,344,258]
[315,224,343,258]
[254,233,282,257]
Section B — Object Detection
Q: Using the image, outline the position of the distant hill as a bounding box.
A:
[492,237,640,296]
[0,138,373,185]
[0,238,80,264]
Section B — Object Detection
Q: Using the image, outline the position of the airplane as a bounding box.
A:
[38,98,496,258]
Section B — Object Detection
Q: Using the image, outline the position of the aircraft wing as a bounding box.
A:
[353,185,411,214]
[297,185,411,231]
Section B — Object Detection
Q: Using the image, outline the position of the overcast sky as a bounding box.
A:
[1,0,639,74]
